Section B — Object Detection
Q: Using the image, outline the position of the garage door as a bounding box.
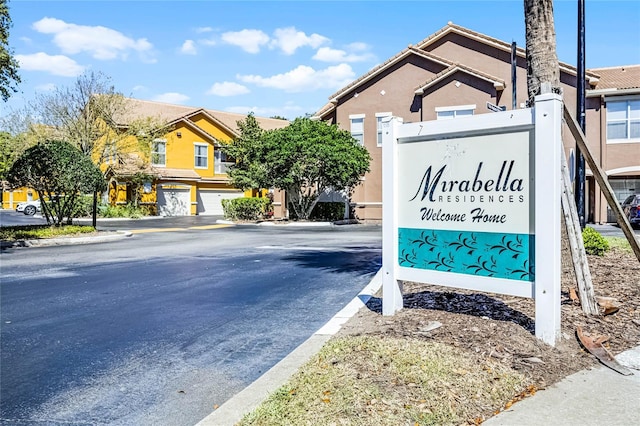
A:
[157,186,191,216]
[197,190,244,215]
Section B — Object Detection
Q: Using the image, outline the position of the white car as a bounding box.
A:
[16,199,41,216]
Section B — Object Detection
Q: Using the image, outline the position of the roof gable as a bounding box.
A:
[414,64,506,95]
[325,47,454,103]
[315,22,602,118]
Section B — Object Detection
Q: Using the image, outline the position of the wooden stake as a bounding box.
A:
[563,107,640,263]
[560,150,599,315]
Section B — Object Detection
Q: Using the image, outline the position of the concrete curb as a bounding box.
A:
[72,216,165,224]
[0,231,133,249]
[215,219,360,228]
[196,269,383,426]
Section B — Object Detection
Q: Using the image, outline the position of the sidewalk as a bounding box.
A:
[484,345,640,425]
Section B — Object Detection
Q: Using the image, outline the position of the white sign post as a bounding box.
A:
[382,93,562,346]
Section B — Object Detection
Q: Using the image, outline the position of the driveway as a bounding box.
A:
[0,223,381,425]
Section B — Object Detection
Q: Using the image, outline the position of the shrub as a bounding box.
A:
[72,195,95,217]
[222,197,272,221]
[582,227,609,256]
[98,203,150,219]
[289,201,346,222]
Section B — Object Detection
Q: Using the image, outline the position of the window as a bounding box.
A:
[151,139,166,166]
[350,114,365,145]
[215,149,233,174]
[607,99,640,143]
[435,104,476,120]
[194,143,208,168]
[376,112,392,147]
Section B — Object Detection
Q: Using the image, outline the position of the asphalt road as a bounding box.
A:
[1,222,382,425]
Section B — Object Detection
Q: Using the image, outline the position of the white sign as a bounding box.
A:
[382,94,563,346]
[397,131,533,234]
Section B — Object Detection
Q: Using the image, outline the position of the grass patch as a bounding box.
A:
[239,335,528,426]
[0,225,96,241]
[604,236,633,254]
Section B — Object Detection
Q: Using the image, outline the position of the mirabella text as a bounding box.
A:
[410,160,526,225]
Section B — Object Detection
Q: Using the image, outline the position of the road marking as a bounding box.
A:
[188,224,234,230]
[131,227,184,234]
[130,224,233,234]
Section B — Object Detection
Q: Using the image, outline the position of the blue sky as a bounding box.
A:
[4,0,640,120]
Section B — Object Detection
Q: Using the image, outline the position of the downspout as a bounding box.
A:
[511,41,517,110]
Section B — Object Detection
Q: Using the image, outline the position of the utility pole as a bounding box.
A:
[576,0,587,228]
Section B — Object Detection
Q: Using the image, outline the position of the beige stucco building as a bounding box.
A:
[314,23,639,224]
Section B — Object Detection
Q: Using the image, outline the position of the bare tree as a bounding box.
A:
[524,0,561,100]
[29,70,168,224]
[30,70,168,166]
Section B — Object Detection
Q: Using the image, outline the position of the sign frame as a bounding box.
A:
[382,93,562,346]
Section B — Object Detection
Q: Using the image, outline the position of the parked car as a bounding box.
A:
[16,199,41,216]
[622,194,640,229]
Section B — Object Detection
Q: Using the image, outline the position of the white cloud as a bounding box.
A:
[225,102,302,120]
[15,52,85,77]
[152,92,190,104]
[196,26,213,33]
[132,85,147,92]
[347,42,369,51]
[200,38,217,47]
[180,40,197,55]
[270,27,329,55]
[237,64,356,93]
[207,82,250,97]
[35,83,56,92]
[221,29,269,54]
[313,46,375,63]
[32,17,154,61]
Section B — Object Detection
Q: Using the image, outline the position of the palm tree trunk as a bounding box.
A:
[525,0,561,100]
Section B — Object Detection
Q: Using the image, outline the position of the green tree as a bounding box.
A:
[0,130,25,179]
[6,140,106,225]
[221,112,269,190]
[225,117,370,220]
[0,0,20,102]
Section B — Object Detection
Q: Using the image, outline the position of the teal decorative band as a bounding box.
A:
[398,228,534,282]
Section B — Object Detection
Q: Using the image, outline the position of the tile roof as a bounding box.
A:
[587,65,640,90]
[117,98,289,135]
[153,167,202,180]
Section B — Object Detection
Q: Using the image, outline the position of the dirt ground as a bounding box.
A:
[338,247,640,395]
